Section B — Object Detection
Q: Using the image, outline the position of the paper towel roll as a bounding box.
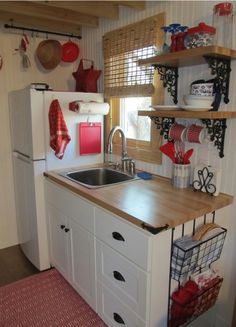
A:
[69,101,109,115]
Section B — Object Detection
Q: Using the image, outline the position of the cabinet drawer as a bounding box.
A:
[96,240,149,320]
[95,208,151,271]
[97,282,146,327]
[45,180,95,233]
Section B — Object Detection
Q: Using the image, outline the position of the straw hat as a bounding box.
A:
[36,39,62,70]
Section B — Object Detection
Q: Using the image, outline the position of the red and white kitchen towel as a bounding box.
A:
[49,99,71,159]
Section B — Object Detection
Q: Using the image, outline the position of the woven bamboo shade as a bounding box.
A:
[103,12,165,97]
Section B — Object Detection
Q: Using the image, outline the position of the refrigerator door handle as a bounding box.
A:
[13,151,31,164]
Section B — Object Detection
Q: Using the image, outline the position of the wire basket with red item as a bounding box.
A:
[169,275,223,327]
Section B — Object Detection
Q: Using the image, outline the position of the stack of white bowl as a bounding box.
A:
[183,82,214,108]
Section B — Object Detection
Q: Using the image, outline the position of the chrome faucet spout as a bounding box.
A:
[107,126,127,158]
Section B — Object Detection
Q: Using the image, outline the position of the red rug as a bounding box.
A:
[0,268,107,327]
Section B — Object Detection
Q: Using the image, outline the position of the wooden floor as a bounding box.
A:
[0,245,39,287]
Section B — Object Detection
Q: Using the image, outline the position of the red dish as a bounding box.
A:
[62,41,80,63]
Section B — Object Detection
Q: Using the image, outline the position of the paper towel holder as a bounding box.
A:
[68,100,109,115]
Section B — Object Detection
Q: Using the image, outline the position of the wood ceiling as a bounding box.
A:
[0,1,146,37]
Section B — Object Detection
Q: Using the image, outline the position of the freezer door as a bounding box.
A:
[9,88,46,160]
[12,152,50,270]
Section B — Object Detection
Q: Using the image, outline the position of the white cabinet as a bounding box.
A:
[96,240,149,321]
[48,204,70,280]
[45,180,96,310]
[45,179,172,327]
[95,207,172,327]
[95,207,151,271]
[69,218,96,310]
[97,282,146,327]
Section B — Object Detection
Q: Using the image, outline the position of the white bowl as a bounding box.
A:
[183,94,214,107]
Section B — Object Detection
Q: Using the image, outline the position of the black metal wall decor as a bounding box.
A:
[153,65,178,104]
[192,166,216,195]
[204,56,231,104]
[201,118,227,158]
[150,116,175,140]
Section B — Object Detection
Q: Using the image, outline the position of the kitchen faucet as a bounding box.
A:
[107,126,127,158]
[107,126,135,175]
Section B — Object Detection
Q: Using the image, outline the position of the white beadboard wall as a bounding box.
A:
[80,2,236,326]
[0,1,235,325]
[80,0,236,189]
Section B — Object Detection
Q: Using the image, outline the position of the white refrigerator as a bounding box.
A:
[9,86,105,271]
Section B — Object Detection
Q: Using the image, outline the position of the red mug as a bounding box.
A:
[169,122,187,141]
[186,124,205,143]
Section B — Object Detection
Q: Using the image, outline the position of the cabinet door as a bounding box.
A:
[48,204,70,279]
[69,218,96,311]
[97,282,146,327]
[96,240,149,320]
[95,208,151,271]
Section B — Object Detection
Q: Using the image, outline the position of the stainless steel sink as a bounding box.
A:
[60,167,139,189]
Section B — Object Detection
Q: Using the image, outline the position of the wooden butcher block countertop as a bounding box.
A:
[45,170,233,233]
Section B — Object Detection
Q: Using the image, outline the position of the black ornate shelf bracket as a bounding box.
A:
[150,117,175,140]
[153,64,179,104]
[141,223,169,235]
[201,118,227,158]
[204,56,231,104]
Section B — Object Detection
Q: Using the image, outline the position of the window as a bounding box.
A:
[120,97,151,141]
[104,46,155,97]
[103,13,166,164]
[107,79,163,164]
[103,13,166,97]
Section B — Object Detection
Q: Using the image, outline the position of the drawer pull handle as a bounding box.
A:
[64,228,70,233]
[113,271,125,282]
[60,225,65,230]
[113,313,125,325]
[112,232,125,242]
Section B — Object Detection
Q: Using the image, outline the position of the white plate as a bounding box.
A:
[150,105,180,111]
[181,105,212,111]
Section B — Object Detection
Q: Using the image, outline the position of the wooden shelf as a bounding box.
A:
[138,46,236,67]
[138,110,236,119]
[139,110,236,158]
[138,47,236,157]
